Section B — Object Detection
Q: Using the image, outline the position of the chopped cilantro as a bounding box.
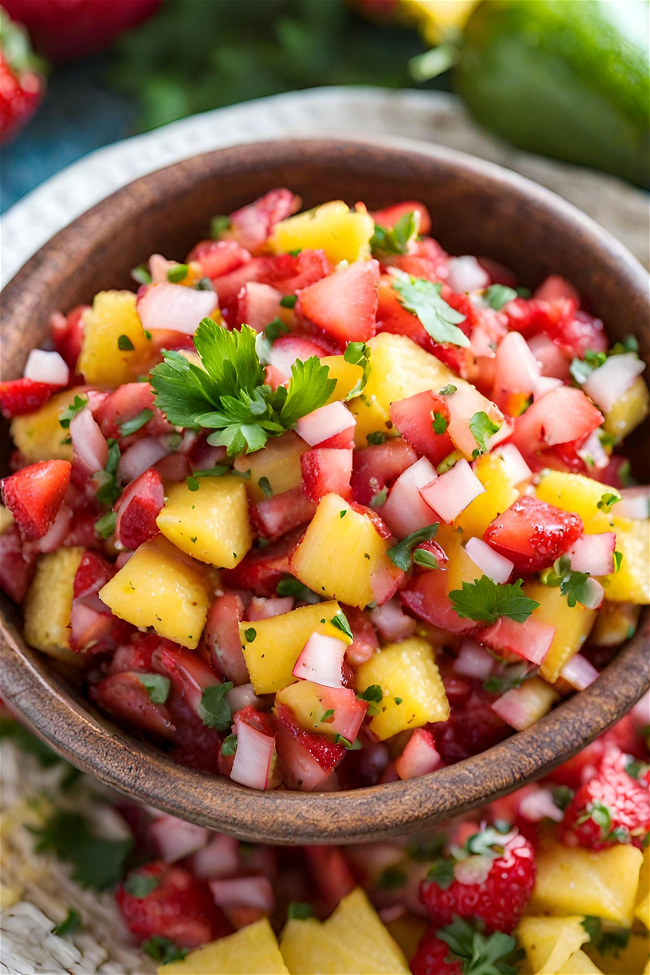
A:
[280,294,297,308]
[342,341,372,400]
[439,384,457,396]
[613,550,623,572]
[432,411,448,434]
[186,466,249,492]
[321,709,335,722]
[437,451,461,473]
[412,547,439,569]
[221,734,238,756]
[167,264,189,283]
[94,510,117,539]
[244,627,257,642]
[375,866,408,890]
[330,609,353,640]
[483,284,517,310]
[426,858,455,889]
[137,673,170,704]
[370,486,388,508]
[287,901,313,920]
[117,334,135,351]
[597,491,621,512]
[120,408,153,437]
[210,215,231,239]
[387,523,439,572]
[142,937,189,965]
[131,264,152,286]
[29,810,133,891]
[357,684,383,716]
[367,431,386,445]
[94,439,121,507]
[58,394,88,429]
[569,349,607,385]
[542,555,594,608]
[450,576,539,624]
[483,661,532,694]
[198,682,233,732]
[124,873,160,898]
[258,476,273,498]
[370,211,418,256]
[469,411,501,454]
[276,577,320,602]
[334,734,362,750]
[52,908,82,938]
[391,271,469,347]
[340,510,347,518]
[610,335,639,355]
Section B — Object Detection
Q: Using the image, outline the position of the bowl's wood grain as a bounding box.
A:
[1,138,648,843]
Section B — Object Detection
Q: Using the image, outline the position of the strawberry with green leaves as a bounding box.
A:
[0,8,45,142]
[411,917,521,975]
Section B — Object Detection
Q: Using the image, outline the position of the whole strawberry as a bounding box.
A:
[0,9,45,141]
[411,918,520,975]
[560,748,650,849]
[420,823,535,934]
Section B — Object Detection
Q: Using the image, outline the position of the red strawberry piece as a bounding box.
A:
[90,672,176,740]
[411,919,518,975]
[229,188,301,254]
[298,260,379,345]
[430,686,510,764]
[152,644,222,716]
[0,377,61,418]
[74,551,114,598]
[351,437,417,506]
[221,529,298,596]
[411,928,463,975]
[371,200,432,236]
[1,459,71,540]
[96,382,171,441]
[116,860,230,948]
[268,333,329,380]
[343,605,379,667]
[234,281,283,331]
[420,826,535,934]
[114,467,164,550]
[304,846,355,914]
[560,748,650,849]
[108,632,170,675]
[200,592,248,685]
[274,702,346,790]
[50,305,88,372]
[301,447,353,502]
[252,486,316,540]
[186,238,251,279]
[401,568,475,635]
[264,249,331,294]
[483,495,583,574]
[2,0,161,63]
[510,386,604,459]
[389,390,454,466]
[0,12,44,143]
[0,524,38,603]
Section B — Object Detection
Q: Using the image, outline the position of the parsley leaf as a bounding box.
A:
[198,682,233,731]
[437,918,520,975]
[221,733,238,756]
[131,264,152,285]
[597,491,621,512]
[334,734,362,750]
[542,555,594,608]
[470,411,501,455]
[58,395,88,429]
[210,215,231,239]
[391,270,469,347]
[343,341,372,400]
[120,408,153,437]
[432,411,448,434]
[483,284,517,310]
[357,684,383,716]
[280,355,337,426]
[287,901,313,920]
[52,908,82,938]
[569,350,607,385]
[450,576,539,624]
[142,937,189,965]
[29,810,133,891]
[330,609,353,640]
[167,263,189,283]
[137,673,170,704]
[387,523,439,572]
[426,858,455,890]
[370,211,418,256]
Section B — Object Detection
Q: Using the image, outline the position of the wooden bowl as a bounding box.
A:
[1,138,648,844]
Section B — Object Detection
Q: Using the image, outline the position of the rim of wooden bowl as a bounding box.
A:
[1,136,648,844]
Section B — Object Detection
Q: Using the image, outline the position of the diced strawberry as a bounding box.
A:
[0,524,38,603]
[221,531,298,596]
[274,702,346,790]
[96,383,171,441]
[90,672,177,739]
[200,593,249,685]
[154,452,191,482]
[350,438,417,506]
[534,275,580,304]
[395,728,441,780]
[234,282,284,331]
[371,200,431,235]
[74,551,114,598]
[510,386,604,457]
[478,616,555,666]
[50,305,87,372]
[1,459,71,540]
[229,187,301,253]
[484,495,583,573]
[0,377,61,419]
[153,644,222,715]
[547,715,648,790]
[301,448,353,502]
[344,605,379,667]
[304,846,355,913]
[268,333,329,380]
[431,685,511,763]
[186,238,251,279]
[114,468,164,550]
[109,632,172,675]
[389,390,454,466]
[298,260,379,345]
[401,569,475,634]
[251,486,316,540]
[211,257,275,313]
[264,249,331,294]
[117,861,231,948]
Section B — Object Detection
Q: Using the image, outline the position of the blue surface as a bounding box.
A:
[0,56,135,214]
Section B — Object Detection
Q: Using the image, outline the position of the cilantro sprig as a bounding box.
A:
[151,321,336,456]
[483,284,517,310]
[370,211,418,256]
[450,576,539,624]
[391,270,469,348]
[470,411,501,455]
[343,341,372,400]
[437,917,521,975]
[541,555,593,608]
[387,523,439,572]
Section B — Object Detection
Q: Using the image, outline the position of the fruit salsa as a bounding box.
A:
[0,189,648,794]
[4,707,648,974]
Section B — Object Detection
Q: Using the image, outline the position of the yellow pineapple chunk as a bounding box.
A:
[276,680,360,738]
[289,493,395,609]
[517,916,589,974]
[234,432,306,502]
[321,354,365,405]
[590,601,640,646]
[535,471,617,535]
[348,334,452,445]
[240,601,350,694]
[603,376,650,443]
[99,536,212,649]
[10,386,88,462]
[24,548,85,664]
[355,636,449,740]
[454,453,519,538]
[557,951,604,974]
[280,888,410,975]
[270,200,374,264]
[530,843,643,927]
[160,917,288,974]
[156,476,251,568]
[604,517,650,604]
[77,291,151,386]
[524,582,596,682]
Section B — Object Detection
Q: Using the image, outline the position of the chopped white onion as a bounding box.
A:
[225,683,266,715]
[230,718,276,790]
[519,787,564,823]
[617,487,650,520]
[117,436,168,484]
[453,640,494,681]
[193,834,240,880]
[149,815,210,863]
[136,282,217,335]
[23,349,69,386]
[210,875,274,914]
[420,459,485,524]
[380,457,438,539]
[560,654,599,691]
[149,253,177,283]
[370,599,416,643]
[69,407,109,474]
[295,401,355,447]
[527,333,570,379]
[533,376,563,400]
[583,354,645,414]
[447,256,490,294]
[292,632,347,687]
[493,331,540,397]
[247,596,295,620]
[566,532,616,576]
[394,728,441,781]
[491,681,557,731]
[576,430,610,471]
[465,537,514,584]
[492,443,532,486]
[37,504,72,553]
[580,576,605,609]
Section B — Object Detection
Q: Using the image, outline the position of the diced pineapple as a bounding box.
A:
[590,601,640,646]
[234,432,306,502]
[0,505,14,534]
[524,582,596,683]
[10,386,87,462]
[535,471,617,535]
[604,517,650,604]
[530,843,643,927]
[77,291,151,386]
[270,200,374,264]
[24,548,85,664]
[156,476,252,569]
[384,914,429,963]
[159,917,288,974]
[289,493,395,609]
[495,678,560,730]
[240,601,350,694]
[279,887,410,975]
[603,376,650,443]
[99,536,212,649]
[517,916,589,974]
[321,354,365,405]
[557,951,604,974]
[276,681,361,738]
[355,637,449,740]
[454,453,519,538]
